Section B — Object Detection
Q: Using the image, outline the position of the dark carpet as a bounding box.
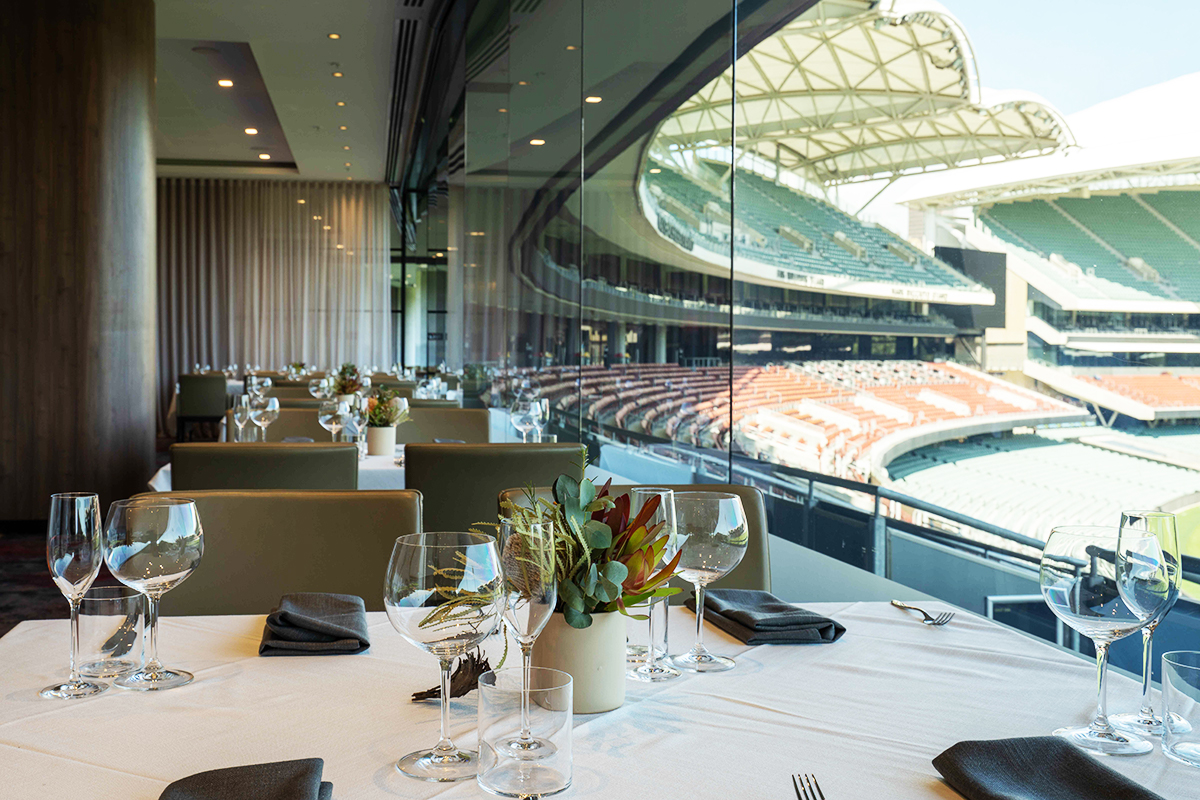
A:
[0,522,67,636]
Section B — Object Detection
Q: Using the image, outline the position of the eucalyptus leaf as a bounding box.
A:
[563,605,592,629]
[600,560,628,585]
[583,563,599,595]
[581,519,612,549]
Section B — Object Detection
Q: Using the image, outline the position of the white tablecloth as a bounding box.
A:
[0,603,1191,798]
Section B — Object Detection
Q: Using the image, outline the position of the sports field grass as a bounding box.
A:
[1170,502,1200,598]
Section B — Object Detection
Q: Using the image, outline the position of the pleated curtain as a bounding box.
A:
[156,178,392,433]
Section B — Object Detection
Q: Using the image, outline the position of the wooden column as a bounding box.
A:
[0,0,157,519]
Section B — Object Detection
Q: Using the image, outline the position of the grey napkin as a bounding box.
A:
[933,737,1166,800]
[260,593,370,656]
[159,758,333,800]
[685,589,845,644]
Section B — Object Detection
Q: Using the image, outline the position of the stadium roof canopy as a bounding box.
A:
[654,0,1074,185]
[898,72,1200,208]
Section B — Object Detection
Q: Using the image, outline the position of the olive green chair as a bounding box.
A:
[278,398,325,409]
[170,443,358,490]
[397,408,489,445]
[266,386,317,399]
[405,442,585,533]
[410,398,460,409]
[136,490,421,615]
[177,373,230,442]
[222,408,329,442]
[499,483,770,594]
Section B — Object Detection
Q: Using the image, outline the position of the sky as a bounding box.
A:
[944,0,1200,114]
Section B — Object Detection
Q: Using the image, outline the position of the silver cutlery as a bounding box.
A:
[890,600,954,626]
[793,773,825,800]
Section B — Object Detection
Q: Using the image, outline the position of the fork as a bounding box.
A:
[793,773,825,800]
[891,600,954,626]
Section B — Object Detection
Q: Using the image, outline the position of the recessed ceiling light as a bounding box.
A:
[323,225,331,230]
[585,96,602,104]
[336,101,345,106]
[517,81,528,86]
[344,162,351,167]
[469,231,485,236]
[217,79,234,88]
[327,33,341,39]
[566,45,577,50]
[258,153,271,160]
[498,108,507,113]
[529,138,546,146]
[332,71,344,78]
[436,252,444,257]
[244,127,258,135]
[649,168,661,173]
[336,244,345,249]
[339,125,348,131]
[343,145,350,150]
[313,215,321,220]
[297,199,306,204]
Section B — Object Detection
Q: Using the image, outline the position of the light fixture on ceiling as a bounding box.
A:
[649,168,661,173]
[585,96,602,103]
[435,252,444,257]
[469,231,485,236]
[297,199,306,204]
[529,138,546,146]
[332,71,344,78]
[313,215,322,220]
[344,162,351,167]
[566,45,577,50]
[327,33,341,39]
[336,244,345,249]
[245,127,258,135]
[339,125,348,131]
[217,79,234,87]
[323,225,331,230]
[336,101,345,106]
[258,153,271,160]
[517,80,528,86]
[343,145,350,150]
[498,108,507,113]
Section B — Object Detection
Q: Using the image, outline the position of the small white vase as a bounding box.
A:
[366,425,396,455]
[336,394,356,406]
[532,610,626,713]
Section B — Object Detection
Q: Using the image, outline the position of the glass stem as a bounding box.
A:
[1138,625,1156,719]
[693,583,707,653]
[1090,641,1113,733]
[68,599,81,683]
[434,658,456,756]
[519,643,533,740]
[145,595,161,673]
[645,599,657,666]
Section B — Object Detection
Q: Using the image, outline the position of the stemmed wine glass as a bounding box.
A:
[496,519,558,759]
[1112,511,1185,737]
[627,488,680,682]
[308,378,329,399]
[384,532,503,782]
[233,394,251,442]
[510,398,543,443]
[1040,525,1160,755]
[250,397,280,441]
[104,498,204,691]
[40,493,108,699]
[318,400,348,441]
[669,492,748,673]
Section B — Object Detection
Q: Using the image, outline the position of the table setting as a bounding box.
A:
[5,480,1198,799]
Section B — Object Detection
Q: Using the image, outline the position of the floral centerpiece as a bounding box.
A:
[331,363,364,399]
[364,387,409,455]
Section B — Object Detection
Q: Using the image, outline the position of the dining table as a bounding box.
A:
[1,601,1191,798]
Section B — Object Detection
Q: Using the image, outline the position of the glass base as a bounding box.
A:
[671,651,735,673]
[397,747,478,782]
[496,734,557,761]
[627,660,681,682]
[478,762,571,797]
[1053,724,1152,755]
[1110,711,1192,737]
[40,679,108,700]
[1164,741,1200,768]
[80,658,138,680]
[114,666,193,691]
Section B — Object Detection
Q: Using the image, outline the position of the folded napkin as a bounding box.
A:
[685,589,845,644]
[160,758,332,800]
[260,593,370,656]
[933,737,1166,800]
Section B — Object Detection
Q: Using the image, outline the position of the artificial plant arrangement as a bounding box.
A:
[367,388,410,428]
[499,469,682,629]
[331,362,364,395]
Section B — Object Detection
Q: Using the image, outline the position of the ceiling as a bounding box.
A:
[155,0,405,181]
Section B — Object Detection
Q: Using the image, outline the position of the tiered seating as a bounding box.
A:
[888,435,1199,542]
[1077,373,1200,408]
[644,162,980,292]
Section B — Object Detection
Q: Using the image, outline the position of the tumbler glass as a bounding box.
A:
[77,586,143,679]
[1163,651,1200,768]
[477,667,572,797]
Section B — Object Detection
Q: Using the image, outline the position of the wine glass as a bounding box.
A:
[348,396,369,457]
[104,498,204,691]
[628,488,681,682]
[308,378,328,399]
[384,532,503,782]
[233,394,252,442]
[1040,526,1155,755]
[528,399,550,442]
[497,519,557,759]
[250,397,280,441]
[40,493,108,699]
[318,400,347,441]
[510,398,539,443]
[669,492,747,673]
[1112,511,1185,737]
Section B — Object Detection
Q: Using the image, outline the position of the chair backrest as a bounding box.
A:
[278,398,325,409]
[177,374,229,418]
[498,483,770,593]
[406,443,585,533]
[266,386,316,399]
[397,407,489,445]
[410,398,460,408]
[223,408,329,442]
[136,490,421,615]
[170,443,358,490]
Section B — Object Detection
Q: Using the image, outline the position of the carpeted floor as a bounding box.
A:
[0,522,68,636]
